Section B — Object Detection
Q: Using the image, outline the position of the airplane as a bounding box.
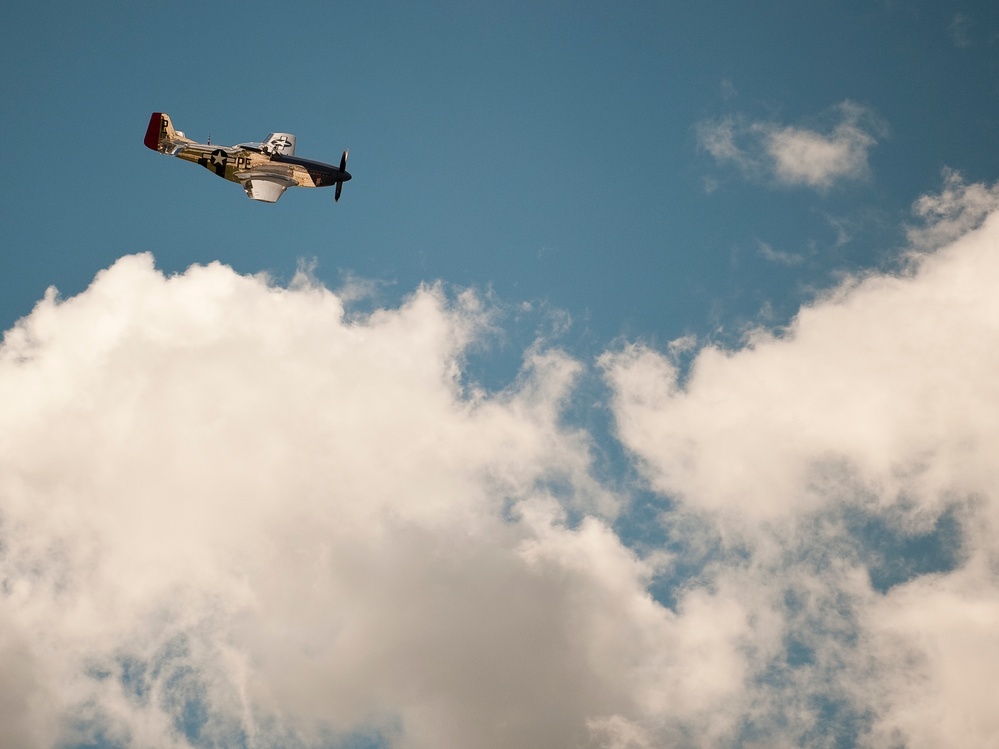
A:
[143,112,351,203]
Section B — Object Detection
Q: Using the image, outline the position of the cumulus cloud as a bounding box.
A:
[6,175,999,749]
[698,101,884,190]
[604,177,999,746]
[0,255,753,749]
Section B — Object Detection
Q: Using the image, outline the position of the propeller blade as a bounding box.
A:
[334,150,348,202]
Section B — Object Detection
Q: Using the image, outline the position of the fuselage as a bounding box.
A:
[173,143,350,190]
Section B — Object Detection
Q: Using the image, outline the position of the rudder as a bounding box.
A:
[143,112,189,152]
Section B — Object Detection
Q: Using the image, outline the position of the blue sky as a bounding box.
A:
[4,1,997,345]
[3,3,999,748]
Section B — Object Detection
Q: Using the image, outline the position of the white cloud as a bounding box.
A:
[765,103,877,188]
[7,176,999,748]
[605,209,999,523]
[907,167,999,251]
[0,254,750,749]
[864,562,999,748]
[697,102,884,190]
[604,178,999,746]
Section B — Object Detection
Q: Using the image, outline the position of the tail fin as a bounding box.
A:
[144,112,193,153]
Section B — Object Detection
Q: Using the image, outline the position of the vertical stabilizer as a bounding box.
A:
[144,112,192,152]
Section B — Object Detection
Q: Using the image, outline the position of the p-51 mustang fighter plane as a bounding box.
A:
[143,112,351,203]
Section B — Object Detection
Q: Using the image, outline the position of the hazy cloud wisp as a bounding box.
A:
[698,101,884,190]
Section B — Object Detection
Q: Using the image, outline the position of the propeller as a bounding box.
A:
[335,150,349,203]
